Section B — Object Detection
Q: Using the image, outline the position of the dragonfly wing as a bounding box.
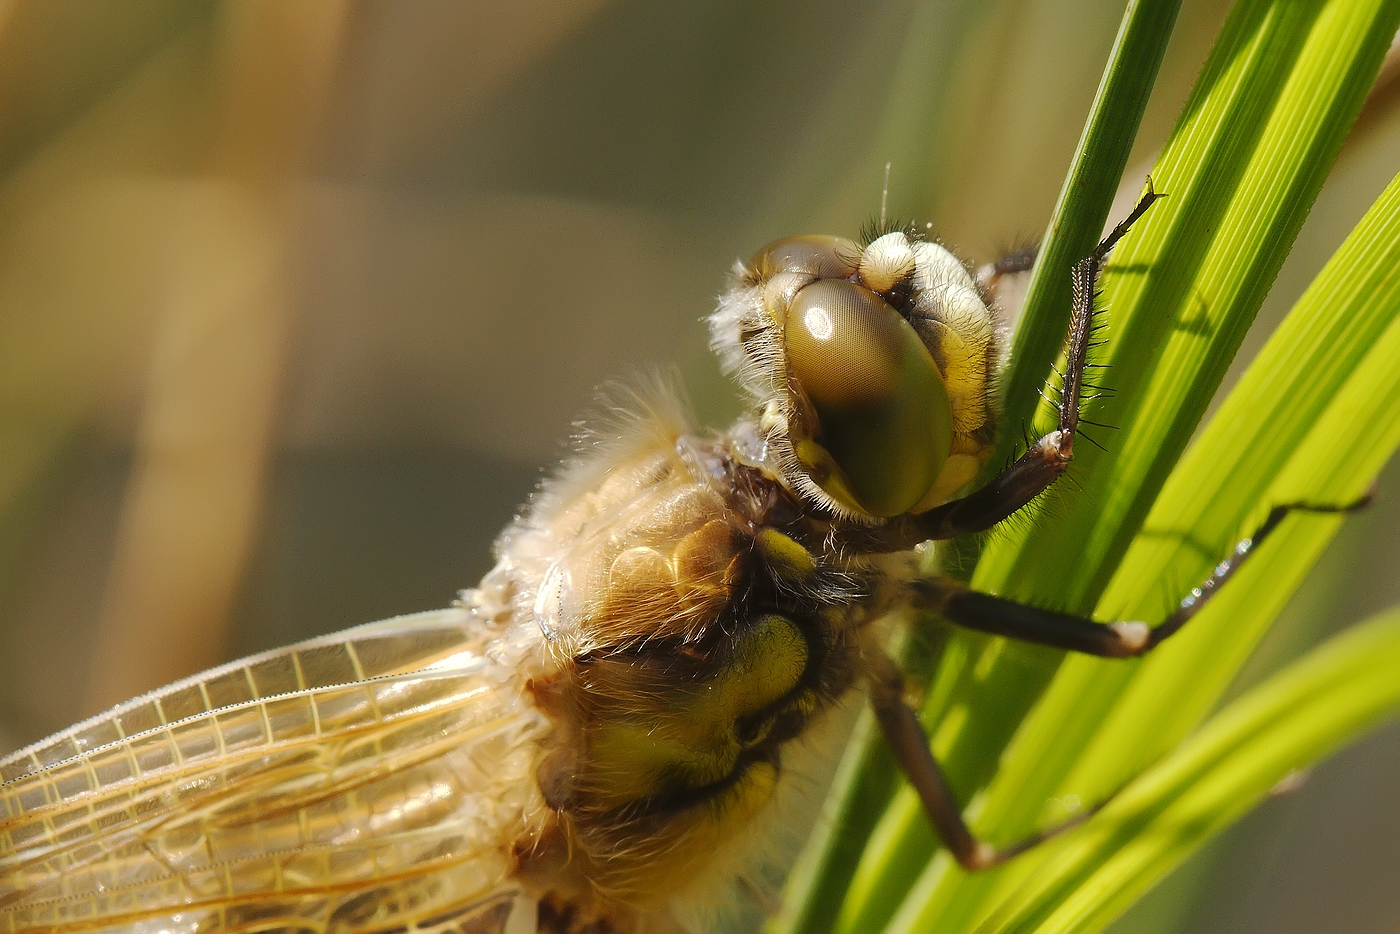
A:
[0,606,550,934]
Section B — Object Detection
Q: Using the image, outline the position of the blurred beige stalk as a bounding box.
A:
[84,3,346,709]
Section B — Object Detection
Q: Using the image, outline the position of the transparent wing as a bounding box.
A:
[0,607,548,934]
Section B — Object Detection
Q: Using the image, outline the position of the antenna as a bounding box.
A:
[880,162,892,228]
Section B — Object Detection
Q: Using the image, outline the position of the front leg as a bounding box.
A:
[888,183,1163,548]
[909,494,1373,657]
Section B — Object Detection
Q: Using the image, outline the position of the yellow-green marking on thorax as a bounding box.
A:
[584,613,809,806]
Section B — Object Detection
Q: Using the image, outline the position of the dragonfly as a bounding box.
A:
[0,185,1366,934]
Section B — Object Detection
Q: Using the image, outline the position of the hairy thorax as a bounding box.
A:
[483,402,885,931]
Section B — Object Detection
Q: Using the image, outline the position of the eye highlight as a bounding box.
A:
[783,279,953,518]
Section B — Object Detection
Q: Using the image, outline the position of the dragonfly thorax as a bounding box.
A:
[492,396,875,920]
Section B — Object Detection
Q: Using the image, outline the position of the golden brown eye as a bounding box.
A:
[784,279,952,517]
[750,235,860,280]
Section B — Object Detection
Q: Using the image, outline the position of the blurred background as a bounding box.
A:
[0,1,1396,931]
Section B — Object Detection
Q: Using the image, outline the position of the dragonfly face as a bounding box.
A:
[12,189,1295,934]
[714,229,1000,519]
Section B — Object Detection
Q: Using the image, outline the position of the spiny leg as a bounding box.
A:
[867,653,1102,870]
[911,492,1374,658]
[886,183,1163,548]
[876,493,1371,868]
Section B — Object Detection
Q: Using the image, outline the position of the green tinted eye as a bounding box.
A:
[750,235,860,280]
[784,279,952,517]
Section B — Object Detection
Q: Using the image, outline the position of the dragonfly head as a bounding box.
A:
[711,229,1001,521]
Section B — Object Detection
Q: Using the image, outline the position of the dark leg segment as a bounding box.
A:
[910,494,1374,658]
[867,653,1103,870]
[987,246,1039,278]
[876,493,1370,869]
[883,183,1163,549]
[978,245,1039,302]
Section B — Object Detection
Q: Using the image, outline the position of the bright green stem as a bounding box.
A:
[802,3,1183,929]
[918,161,1400,934]
[994,0,1184,466]
[978,605,1400,934]
[898,165,1400,934]
[825,0,1400,932]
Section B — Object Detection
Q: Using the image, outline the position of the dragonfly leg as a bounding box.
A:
[909,493,1374,658]
[880,184,1163,549]
[874,492,1370,867]
[867,653,1106,870]
[977,244,1039,299]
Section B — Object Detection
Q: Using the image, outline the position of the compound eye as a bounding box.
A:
[784,279,953,517]
[750,235,860,280]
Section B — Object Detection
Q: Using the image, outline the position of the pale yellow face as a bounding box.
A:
[710,229,1002,520]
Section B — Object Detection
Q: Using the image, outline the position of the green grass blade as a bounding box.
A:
[1047,166,1400,803]
[771,4,1182,932]
[994,0,1184,461]
[976,604,1400,934]
[824,1,1400,932]
[891,165,1400,934]
[802,4,1183,931]
[979,0,1398,610]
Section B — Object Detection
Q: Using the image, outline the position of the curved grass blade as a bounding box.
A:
[829,2,1400,932]
[976,604,1400,934]
[768,3,1182,932]
[888,164,1400,934]
[994,0,1184,460]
